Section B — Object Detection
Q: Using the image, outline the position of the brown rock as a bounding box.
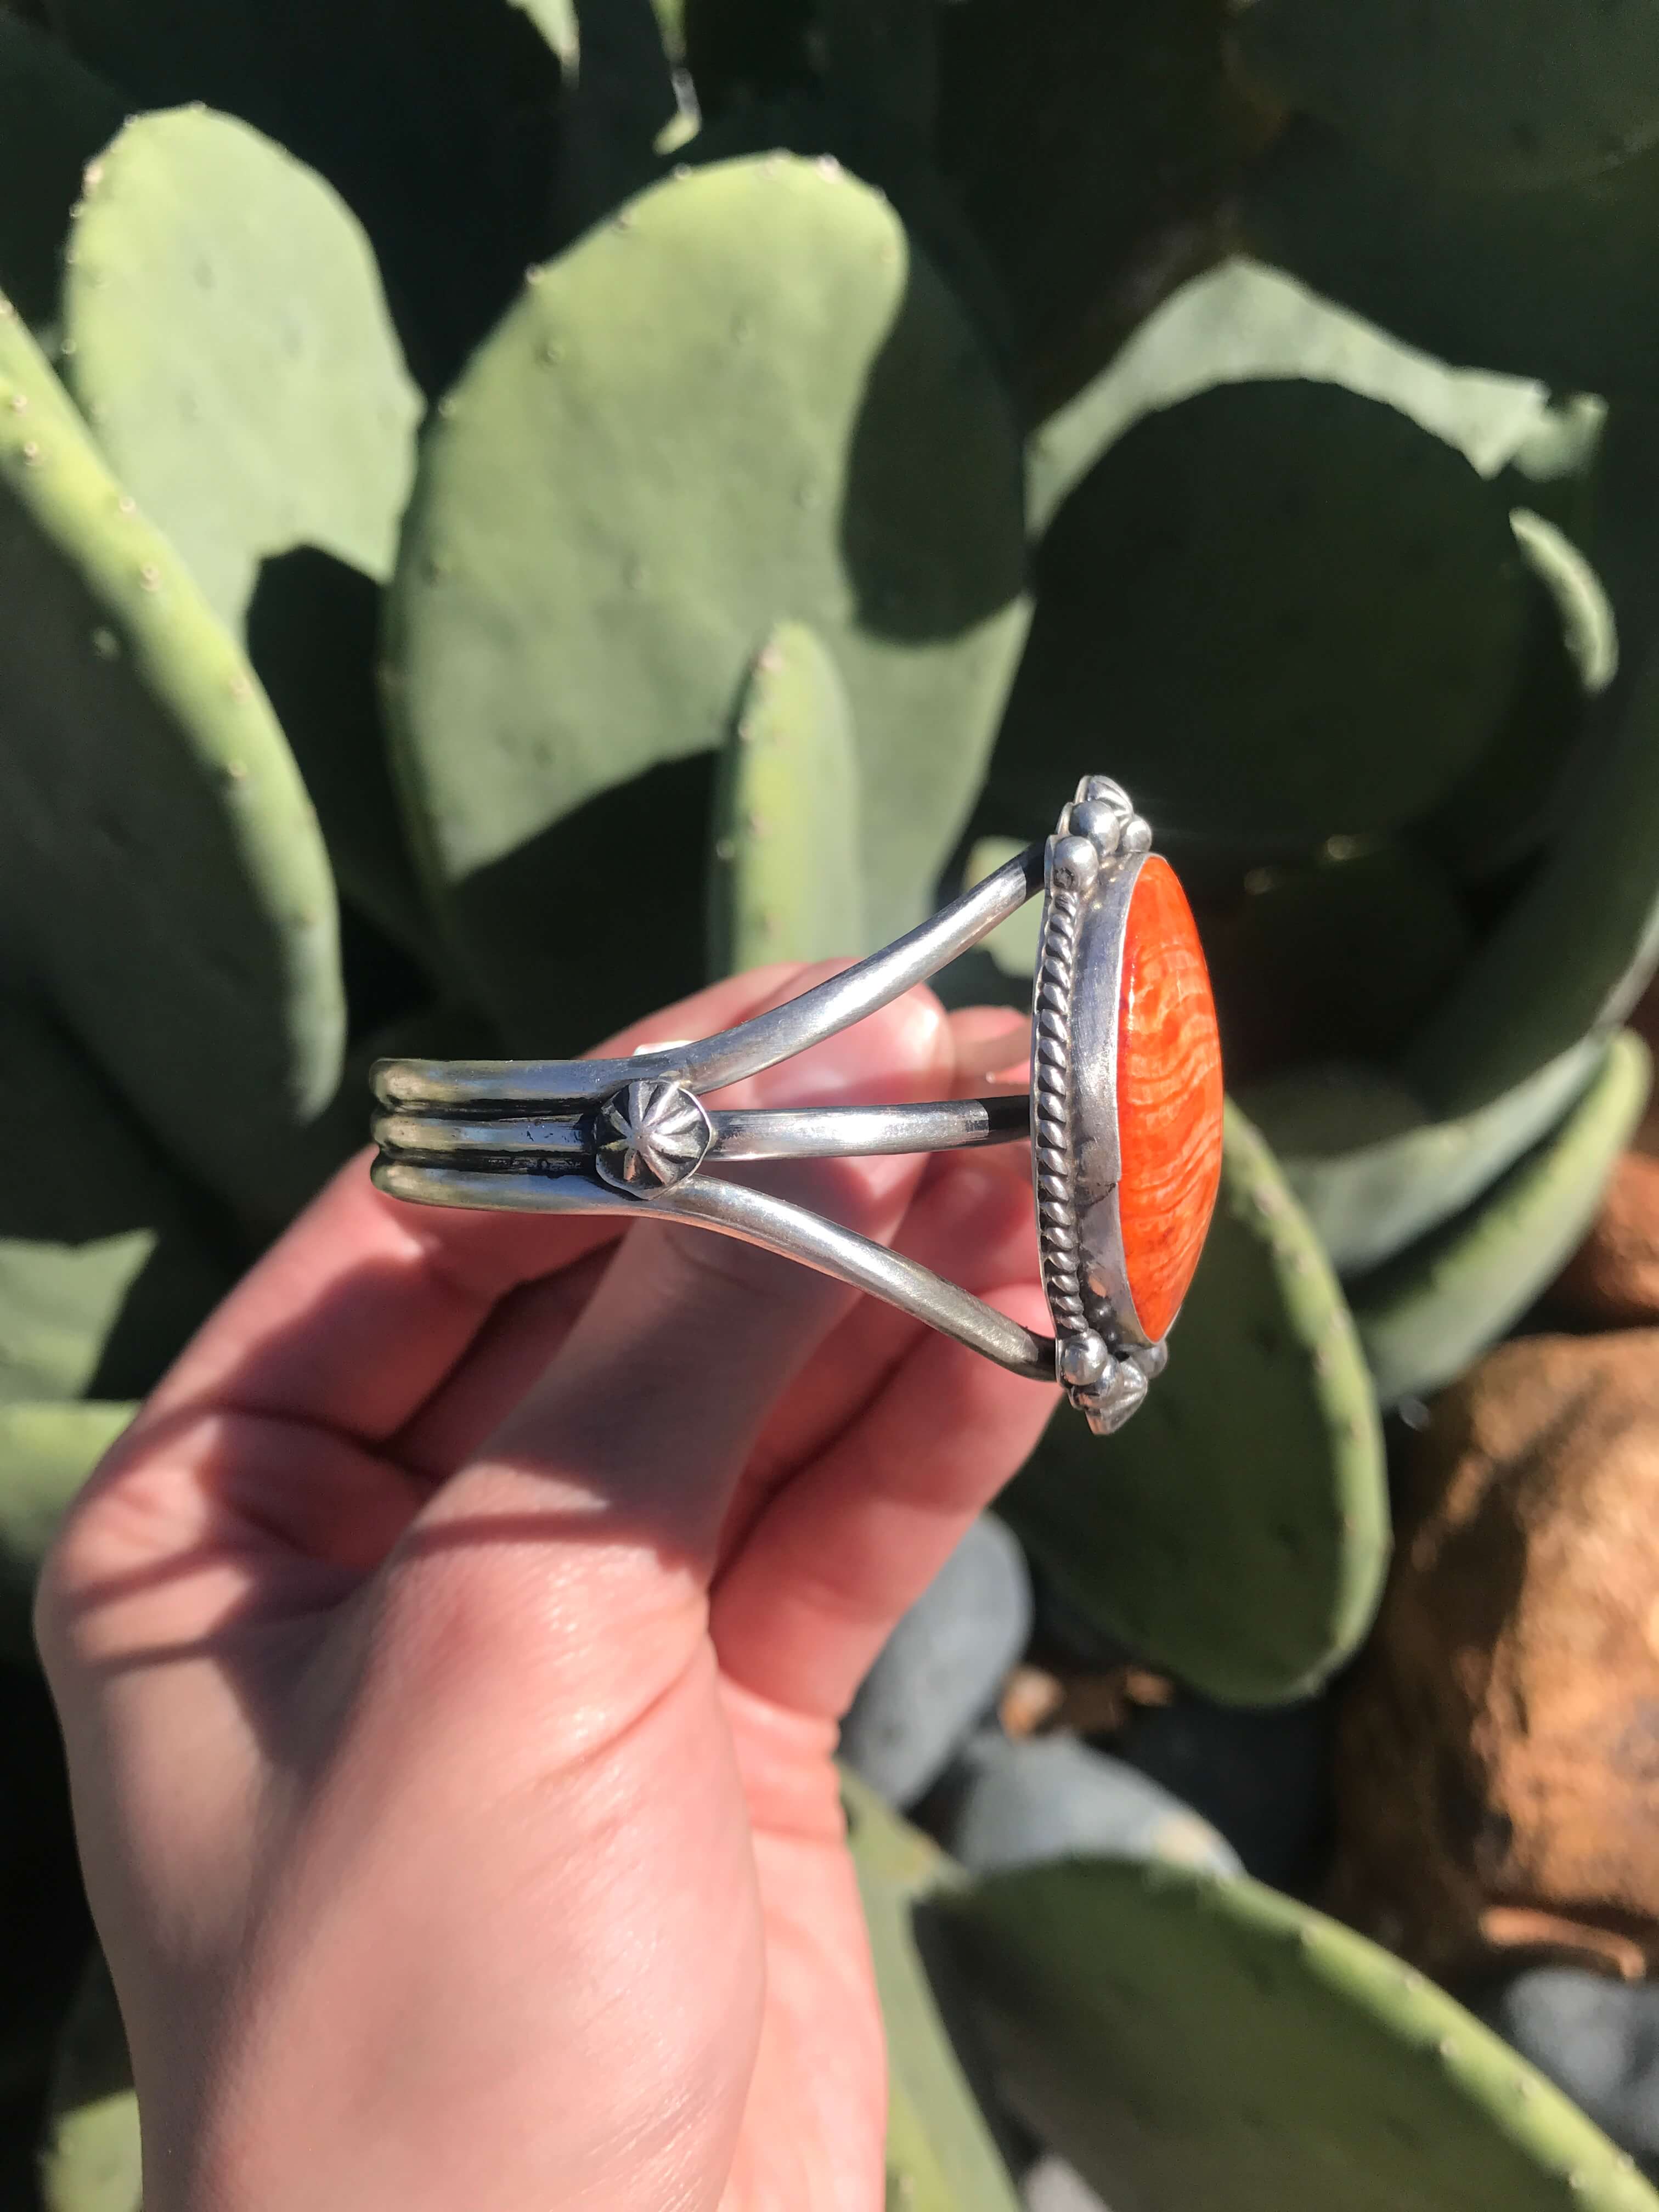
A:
[1327,1330,1659,1984]
[1553,1151,1659,1325]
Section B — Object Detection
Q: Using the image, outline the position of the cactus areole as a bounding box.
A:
[369,778,1222,1440]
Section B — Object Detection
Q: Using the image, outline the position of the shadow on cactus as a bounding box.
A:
[384,153,1028,1046]
[1001,1104,1390,1706]
[41,0,569,393]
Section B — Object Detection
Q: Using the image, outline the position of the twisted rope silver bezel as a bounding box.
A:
[1032,863,1088,1344]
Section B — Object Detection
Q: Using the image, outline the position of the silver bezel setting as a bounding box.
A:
[1031,777,1169,1436]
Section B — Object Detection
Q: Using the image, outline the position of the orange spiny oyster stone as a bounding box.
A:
[1115,855,1224,1341]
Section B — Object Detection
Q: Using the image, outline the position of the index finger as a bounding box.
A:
[142,962,858,1444]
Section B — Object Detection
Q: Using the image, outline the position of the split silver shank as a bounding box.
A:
[371,777,1171,1434]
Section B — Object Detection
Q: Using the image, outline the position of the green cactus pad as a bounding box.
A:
[1026,256,1554,538]
[0,303,345,1218]
[242,548,431,958]
[55,108,426,952]
[1000,1105,1389,1705]
[1201,840,1471,1082]
[840,1769,1022,2212]
[673,90,1017,382]
[0,995,227,1407]
[60,107,421,630]
[386,153,1027,1044]
[40,1950,139,2212]
[1244,119,1659,402]
[1418,521,1616,883]
[0,15,123,339]
[1242,1042,1604,1276]
[932,0,1246,415]
[1234,0,1659,189]
[707,621,865,975]
[1404,646,1659,1114]
[939,1857,1659,2211]
[1350,1029,1651,1406]
[43,0,565,393]
[1511,510,1620,696]
[993,377,1528,850]
[0,1402,133,1662]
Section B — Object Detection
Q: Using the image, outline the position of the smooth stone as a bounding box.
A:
[1469,1965,1659,2175]
[1024,2153,1116,2211]
[1114,1691,1333,1892]
[940,1729,1242,1878]
[1115,855,1224,1342]
[839,1514,1032,1809]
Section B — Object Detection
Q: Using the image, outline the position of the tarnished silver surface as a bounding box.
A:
[372,778,1183,1432]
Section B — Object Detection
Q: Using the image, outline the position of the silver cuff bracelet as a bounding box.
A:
[370,776,1225,1436]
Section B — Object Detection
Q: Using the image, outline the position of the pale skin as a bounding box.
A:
[34,962,1056,2212]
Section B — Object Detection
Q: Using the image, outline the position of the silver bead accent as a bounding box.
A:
[1069,798,1126,852]
[1076,774,1132,811]
[1078,1355,1149,1436]
[1048,834,1100,895]
[1122,815,1153,854]
[1057,1331,1110,1387]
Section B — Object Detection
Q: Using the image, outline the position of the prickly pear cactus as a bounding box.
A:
[385,151,1027,1045]
[1203,839,1471,1077]
[841,1769,1022,2212]
[995,376,1528,848]
[1242,1042,1606,1276]
[58,106,420,630]
[1350,1030,1652,1406]
[1242,118,1659,400]
[0,303,345,1224]
[1234,0,1659,188]
[0,0,1654,2182]
[1025,255,1556,534]
[932,0,1248,416]
[53,104,426,952]
[1404,650,1659,1114]
[940,1857,1659,2210]
[708,621,865,974]
[43,0,567,391]
[1002,1105,1389,1704]
[1418,513,1617,883]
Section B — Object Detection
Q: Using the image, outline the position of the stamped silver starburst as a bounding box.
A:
[594,1079,712,1193]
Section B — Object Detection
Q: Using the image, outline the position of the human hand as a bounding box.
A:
[35,963,1056,2212]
